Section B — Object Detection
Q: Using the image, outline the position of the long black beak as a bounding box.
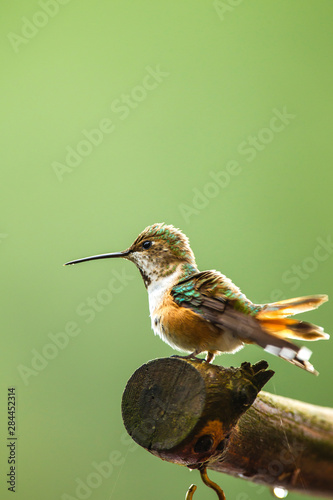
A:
[64,250,130,266]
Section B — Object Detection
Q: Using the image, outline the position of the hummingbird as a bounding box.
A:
[65,223,329,374]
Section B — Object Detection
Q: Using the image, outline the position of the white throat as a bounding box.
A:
[147,267,183,317]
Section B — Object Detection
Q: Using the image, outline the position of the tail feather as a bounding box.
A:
[257,294,328,319]
[216,305,322,374]
[199,293,329,375]
[260,318,329,341]
[264,343,318,375]
[254,294,329,375]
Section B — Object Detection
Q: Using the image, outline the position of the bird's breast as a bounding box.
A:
[149,290,226,353]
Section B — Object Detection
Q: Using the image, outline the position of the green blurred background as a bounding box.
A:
[1,1,332,499]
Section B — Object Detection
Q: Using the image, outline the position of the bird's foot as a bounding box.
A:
[172,351,205,363]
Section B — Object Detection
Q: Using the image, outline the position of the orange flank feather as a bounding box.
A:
[155,293,221,355]
[153,292,242,358]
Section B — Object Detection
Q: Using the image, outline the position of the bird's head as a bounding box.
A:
[65,223,198,287]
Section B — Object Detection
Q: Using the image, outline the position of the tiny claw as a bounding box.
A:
[175,352,205,363]
[185,484,197,500]
[184,350,201,360]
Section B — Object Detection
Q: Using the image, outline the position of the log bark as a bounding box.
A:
[121,356,333,498]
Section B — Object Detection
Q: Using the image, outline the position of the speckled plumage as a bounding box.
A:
[66,223,329,373]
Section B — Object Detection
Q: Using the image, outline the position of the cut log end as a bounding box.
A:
[121,356,274,464]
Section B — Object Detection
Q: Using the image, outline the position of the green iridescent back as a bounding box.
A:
[172,270,262,316]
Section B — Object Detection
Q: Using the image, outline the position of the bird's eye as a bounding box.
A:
[142,241,152,250]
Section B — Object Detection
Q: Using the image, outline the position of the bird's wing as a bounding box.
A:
[171,270,269,342]
[171,271,316,373]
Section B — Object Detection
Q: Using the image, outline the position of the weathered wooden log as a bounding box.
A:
[121,357,333,498]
